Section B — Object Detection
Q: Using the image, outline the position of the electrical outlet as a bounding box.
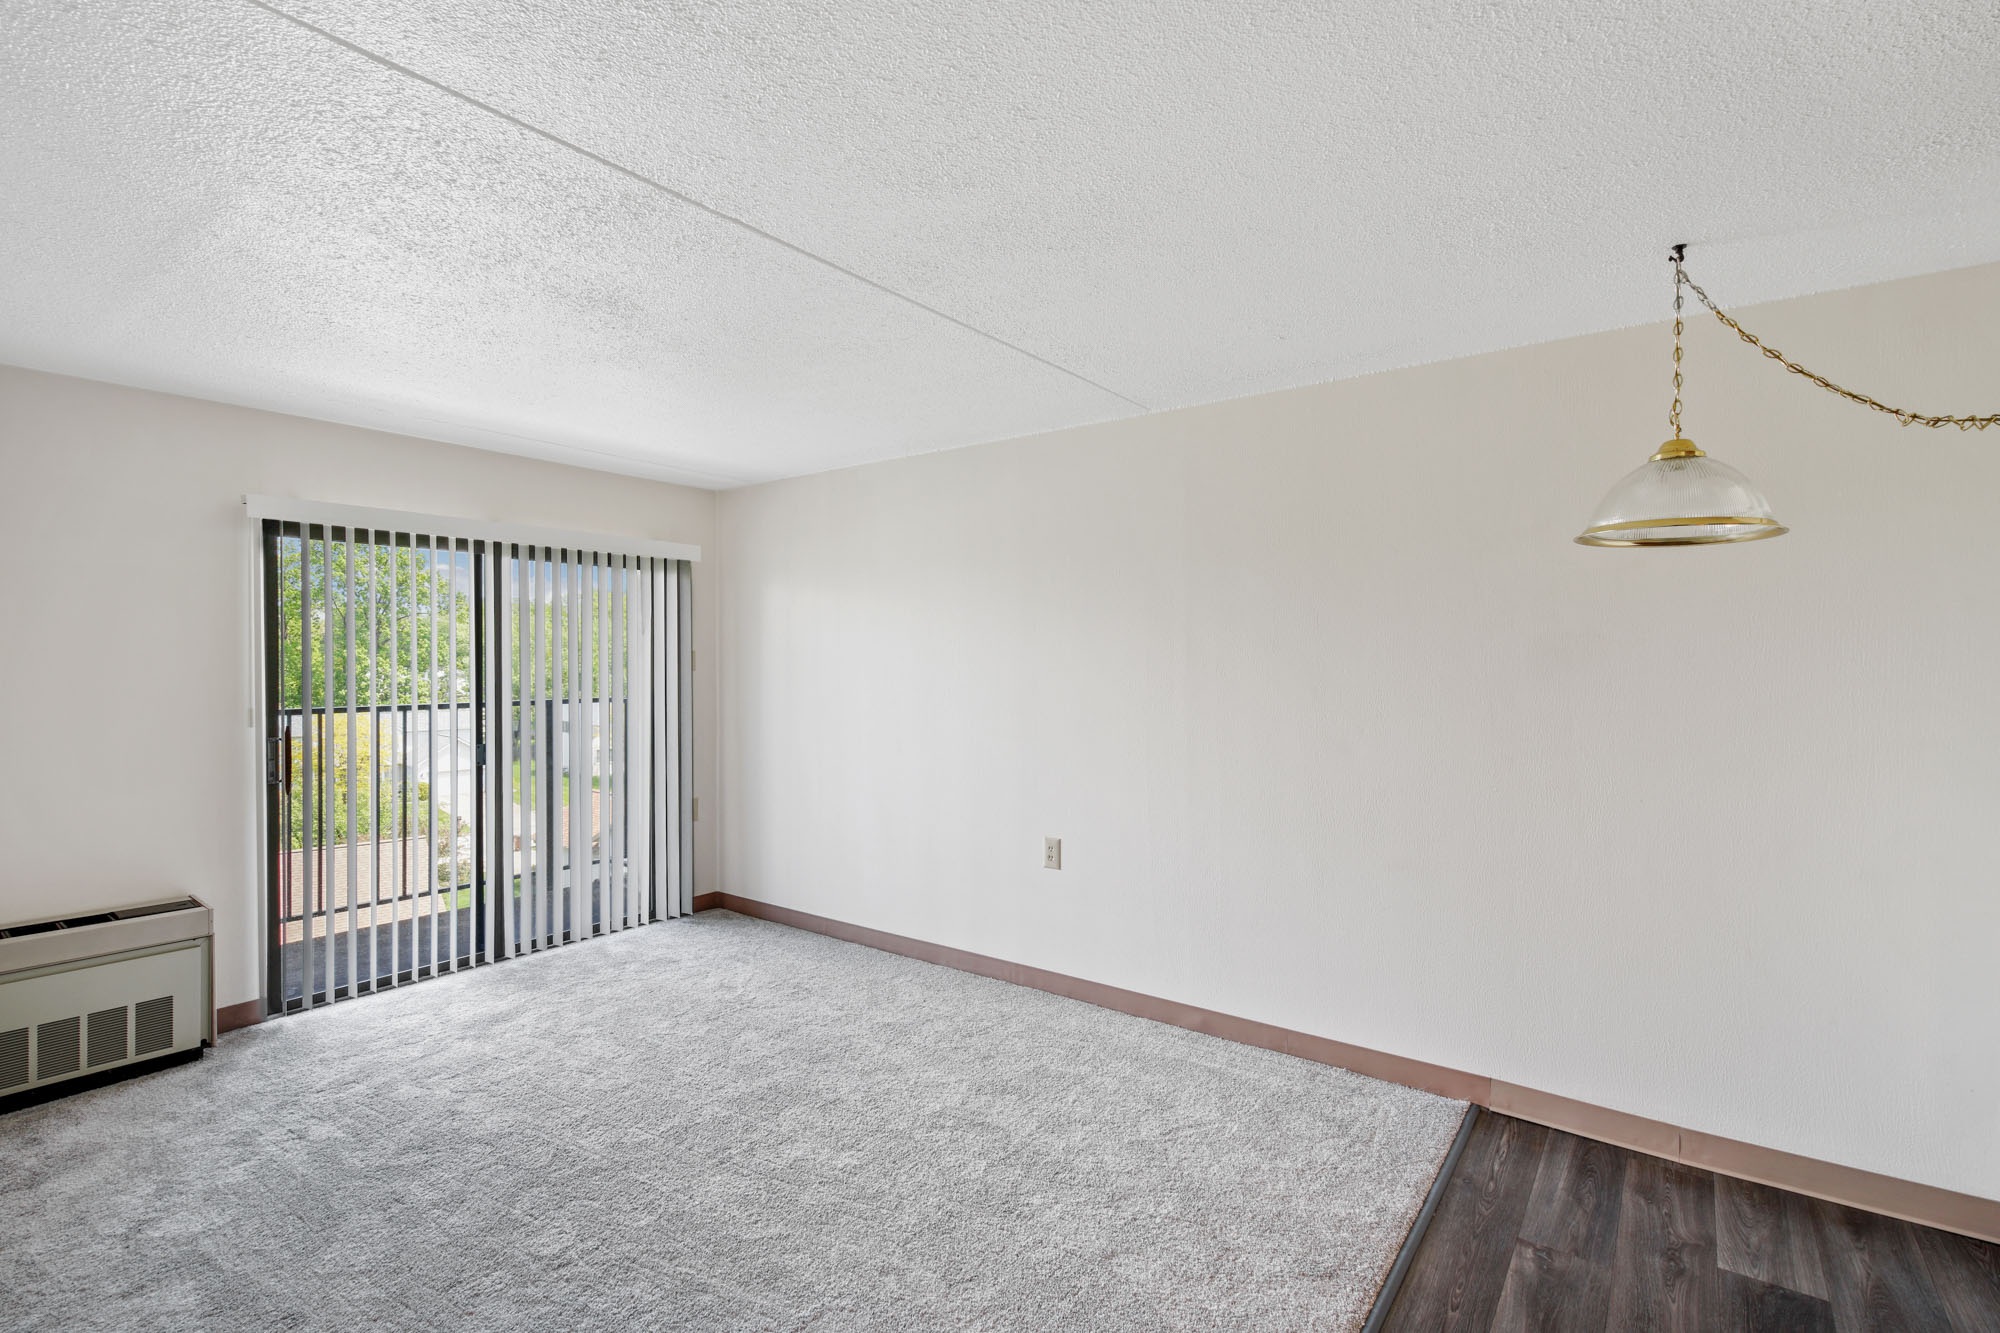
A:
[1043,837,1061,870]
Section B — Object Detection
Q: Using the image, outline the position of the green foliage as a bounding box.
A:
[282,715,420,841]
[277,537,473,710]
[276,537,635,710]
[280,713,468,886]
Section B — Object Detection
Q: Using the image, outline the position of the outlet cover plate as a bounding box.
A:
[1043,837,1061,870]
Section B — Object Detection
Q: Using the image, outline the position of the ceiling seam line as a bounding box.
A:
[242,0,1152,413]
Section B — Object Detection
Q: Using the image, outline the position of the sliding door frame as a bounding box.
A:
[259,521,495,1013]
[257,518,692,1018]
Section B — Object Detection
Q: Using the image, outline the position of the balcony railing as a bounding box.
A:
[272,697,622,1006]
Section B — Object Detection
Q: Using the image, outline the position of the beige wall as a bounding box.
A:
[718,262,2000,1201]
[0,366,717,1010]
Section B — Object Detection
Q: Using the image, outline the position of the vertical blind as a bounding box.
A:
[258,507,692,1014]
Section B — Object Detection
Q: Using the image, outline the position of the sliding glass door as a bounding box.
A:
[259,520,689,1016]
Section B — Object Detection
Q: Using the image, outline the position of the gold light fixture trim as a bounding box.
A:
[1575,512,1788,547]
[1648,438,1704,461]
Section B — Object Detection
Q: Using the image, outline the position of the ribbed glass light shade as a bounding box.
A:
[1575,441,1787,546]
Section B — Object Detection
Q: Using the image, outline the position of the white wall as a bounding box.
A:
[0,366,717,1011]
[718,262,2000,1201]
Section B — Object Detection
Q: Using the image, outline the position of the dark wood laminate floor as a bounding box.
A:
[1382,1112,2000,1333]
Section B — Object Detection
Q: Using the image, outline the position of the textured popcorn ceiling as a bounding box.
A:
[3,1,1997,486]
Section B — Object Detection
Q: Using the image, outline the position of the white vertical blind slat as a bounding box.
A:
[344,531,360,998]
[320,531,336,990]
[572,552,583,939]
[608,555,626,929]
[520,544,536,948]
[541,545,555,950]
[620,558,634,928]
[388,534,402,989]
[664,556,680,920]
[628,560,651,923]
[445,539,460,971]
[570,553,585,942]
[555,550,570,943]
[478,543,490,964]
[407,534,424,979]
[619,555,632,928]
[548,549,562,945]
[663,559,681,919]
[584,553,600,935]
[603,556,616,931]
[647,556,659,921]
[495,545,513,960]
[672,558,684,918]
[525,545,539,954]
[416,532,432,976]
[366,532,382,991]
[298,532,315,1008]
[573,552,586,937]
[520,546,533,955]
[592,556,608,928]
[485,543,501,965]
[527,546,544,950]
[679,560,693,917]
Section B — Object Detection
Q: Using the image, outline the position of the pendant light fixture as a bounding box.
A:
[1575,245,1998,547]
[1576,246,1785,546]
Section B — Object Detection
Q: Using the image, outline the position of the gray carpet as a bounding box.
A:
[0,910,1465,1331]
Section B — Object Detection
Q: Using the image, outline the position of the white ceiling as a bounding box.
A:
[4,1,1997,487]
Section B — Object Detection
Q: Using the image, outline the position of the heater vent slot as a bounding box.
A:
[36,1016,81,1079]
[133,996,174,1056]
[87,1006,129,1067]
[0,1027,27,1090]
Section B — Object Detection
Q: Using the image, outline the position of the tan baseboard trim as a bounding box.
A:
[215,999,263,1034]
[701,894,1487,1102]
[1679,1126,2000,1245]
[1491,1081,2000,1244]
[700,892,2000,1244]
[1485,1080,1682,1160]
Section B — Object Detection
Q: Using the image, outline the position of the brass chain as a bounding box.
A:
[1675,260,1998,431]
[1669,267,1684,437]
